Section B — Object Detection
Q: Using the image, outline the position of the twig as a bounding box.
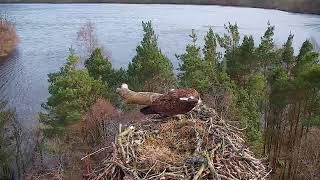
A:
[81,146,111,160]
[204,152,219,180]
[192,163,206,180]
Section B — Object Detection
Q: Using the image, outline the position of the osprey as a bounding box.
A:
[140,88,201,117]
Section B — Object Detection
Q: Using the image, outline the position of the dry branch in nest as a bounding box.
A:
[85,103,270,180]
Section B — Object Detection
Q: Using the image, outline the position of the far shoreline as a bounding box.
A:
[1,1,319,15]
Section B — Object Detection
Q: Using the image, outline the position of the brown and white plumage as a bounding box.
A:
[140,88,201,117]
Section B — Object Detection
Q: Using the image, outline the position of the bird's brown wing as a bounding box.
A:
[140,89,199,116]
[152,90,198,116]
[140,93,175,115]
[151,93,178,115]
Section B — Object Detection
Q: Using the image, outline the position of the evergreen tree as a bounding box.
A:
[218,23,265,152]
[281,34,295,72]
[218,22,240,52]
[226,35,256,85]
[127,21,175,92]
[42,50,107,133]
[218,23,241,78]
[256,23,278,75]
[236,88,263,150]
[177,30,211,93]
[108,67,128,89]
[85,48,113,82]
[293,40,316,76]
[263,32,320,178]
[203,28,219,82]
[85,48,127,106]
[297,40,313,62]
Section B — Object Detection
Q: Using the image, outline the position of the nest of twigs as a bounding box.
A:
[87,104,270,180]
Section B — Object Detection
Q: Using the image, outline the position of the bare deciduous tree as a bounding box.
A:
[77,21,98,56]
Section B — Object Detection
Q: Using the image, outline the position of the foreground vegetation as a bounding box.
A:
[0,14,19,58]
[2,0,320,14]
[24,20,320,179]
[0,102,33,180]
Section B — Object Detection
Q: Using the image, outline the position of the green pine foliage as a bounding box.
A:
[85,48,127,106]
[203,28,220,83]
[178,29,212,93]
[227,35,257,85]
[256,23,277,70]
[41,49,108,136]
[127,21,176,92]
[85,48,113,82]
[281,34,295,71]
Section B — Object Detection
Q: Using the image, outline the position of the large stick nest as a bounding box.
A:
[87,104,270,180]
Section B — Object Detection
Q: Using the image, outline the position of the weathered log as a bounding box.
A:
[116,84,163,105]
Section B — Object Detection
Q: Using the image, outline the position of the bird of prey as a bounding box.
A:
[140,88,201,117]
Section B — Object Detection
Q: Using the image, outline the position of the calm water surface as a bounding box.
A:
[0,4,319,128]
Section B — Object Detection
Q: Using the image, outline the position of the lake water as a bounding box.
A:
[0,4,319,128]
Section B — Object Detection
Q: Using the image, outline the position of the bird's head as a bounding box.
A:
[121,83,128,89]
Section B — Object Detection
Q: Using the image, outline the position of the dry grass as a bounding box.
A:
[0,14,19,58]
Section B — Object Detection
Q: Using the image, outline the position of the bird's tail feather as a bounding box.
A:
[140,106,156,115]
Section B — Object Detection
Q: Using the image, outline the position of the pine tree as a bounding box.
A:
[281,34,295,72]
[127,21,175,92]
[43,50,107,129]
[85,48,128,107]
[203,28,219,83]
[218,22,240,55]
[85,48,113,82]
[177,30,211,93]
[297,40,313,62]
[226,35,256,86]
[218,23,241,78]
[218,23,265,152]
[256,22,278,74]
[293,40,316,76]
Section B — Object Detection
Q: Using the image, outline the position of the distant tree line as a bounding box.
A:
[1,0,320,14]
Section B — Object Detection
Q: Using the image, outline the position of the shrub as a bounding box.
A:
[0,14,19,58]
[84,98,119,145]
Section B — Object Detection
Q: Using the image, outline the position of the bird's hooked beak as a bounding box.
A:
[189,96,202,105]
